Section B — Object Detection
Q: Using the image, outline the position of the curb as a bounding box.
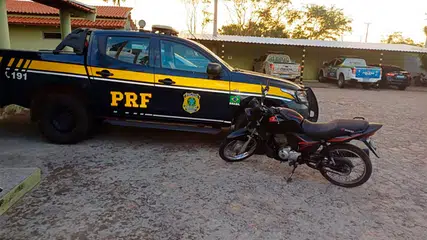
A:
[0,168,41,215]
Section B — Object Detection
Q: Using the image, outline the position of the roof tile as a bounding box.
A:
[6,0,132,19]
[8,16,127,29]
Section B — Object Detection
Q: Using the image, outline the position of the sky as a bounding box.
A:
[82,0,427,44]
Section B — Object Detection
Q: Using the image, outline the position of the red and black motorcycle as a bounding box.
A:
[219,82,382,188]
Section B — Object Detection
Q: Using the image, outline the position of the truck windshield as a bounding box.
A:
[267,54,291,64]
[190,40,235,71]
[344,58,367,67]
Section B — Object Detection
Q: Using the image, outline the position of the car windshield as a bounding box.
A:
[267,54,291,63]
[344,58,367,67]
[189,40,235,71]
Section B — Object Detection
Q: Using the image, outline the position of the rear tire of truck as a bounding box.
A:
[38,94,90,144]
[338,75,345,88]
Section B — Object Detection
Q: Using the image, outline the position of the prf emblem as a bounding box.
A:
[182,92,200,114]
[110,91,152,108]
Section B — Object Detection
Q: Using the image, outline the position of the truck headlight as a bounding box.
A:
[281,88,308,104]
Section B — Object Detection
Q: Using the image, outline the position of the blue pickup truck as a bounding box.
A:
[318,56,382,89]
[0,27,319,144]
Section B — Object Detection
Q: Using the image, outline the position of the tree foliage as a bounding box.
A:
[182,0,212,34]
[219,1,352,40]
[286,5,352,40]
[103,0,125,6]
[219,0,291,38]
[381,32,424,47]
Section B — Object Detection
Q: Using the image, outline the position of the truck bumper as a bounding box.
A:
[272,73,300,81]
[350,78,380,83]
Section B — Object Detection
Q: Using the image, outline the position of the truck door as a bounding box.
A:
[152,39,230,124]
[88,35,155,119]
[327,59,338,79]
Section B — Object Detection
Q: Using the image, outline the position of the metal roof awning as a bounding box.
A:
[184,34,427,54]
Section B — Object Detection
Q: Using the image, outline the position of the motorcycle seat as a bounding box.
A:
[302,119,369,140]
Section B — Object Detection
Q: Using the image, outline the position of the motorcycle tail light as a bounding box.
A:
[269,116,278,123]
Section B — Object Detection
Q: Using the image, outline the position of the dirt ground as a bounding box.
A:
[0,87,427,240]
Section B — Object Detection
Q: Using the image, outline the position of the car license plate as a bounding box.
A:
[396,75,405,79]
[281,74,290,78]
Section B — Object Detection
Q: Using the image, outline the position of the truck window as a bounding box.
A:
[160,40,210,73]
[335,58,344,66]
[344,58,367,67]
[106,36,150,66]
[267,54,290,63]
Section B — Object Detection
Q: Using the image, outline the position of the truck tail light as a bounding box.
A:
[270,64,275,71]
[298,65,301,71]
[386,73,395,77]
[351,68,356,74]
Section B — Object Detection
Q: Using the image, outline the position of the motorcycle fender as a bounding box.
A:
[226,128,250,140]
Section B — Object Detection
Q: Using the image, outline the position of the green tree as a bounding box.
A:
[286,5,352,40]
[219,0,291,38]
[182,0,212,34]
[103,0,125,6]
[381,32,423,47]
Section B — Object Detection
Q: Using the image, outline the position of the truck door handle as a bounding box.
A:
[158,78,176,85]
[96,70,114,78]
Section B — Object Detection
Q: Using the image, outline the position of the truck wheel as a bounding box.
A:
[318,71,324,82]
[398,86,407,91]
[338,75,345,88]
[38,94,90,144]
[361,83,371,90]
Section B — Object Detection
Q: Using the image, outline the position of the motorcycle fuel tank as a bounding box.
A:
[267,107,304,133]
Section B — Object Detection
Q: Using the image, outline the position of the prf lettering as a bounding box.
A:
[110,91,152,108]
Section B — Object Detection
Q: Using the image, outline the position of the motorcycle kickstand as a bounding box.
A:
[286,163,298,183]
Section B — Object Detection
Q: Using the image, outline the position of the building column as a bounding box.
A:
[300,47,306,85]
[59,9,72,39]
[0,0,11,49]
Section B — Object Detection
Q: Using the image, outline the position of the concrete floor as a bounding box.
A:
[0,87,427,240]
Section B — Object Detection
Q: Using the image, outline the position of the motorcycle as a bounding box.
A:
[219,81,382,188]
[413,73,427,87]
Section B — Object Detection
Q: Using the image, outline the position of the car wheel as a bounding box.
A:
[398,86,407,91]
[338,75,345,88]
[38,94,90,144]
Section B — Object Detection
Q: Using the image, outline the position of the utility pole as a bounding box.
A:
[213,0,218,36]
[364,22,371,43]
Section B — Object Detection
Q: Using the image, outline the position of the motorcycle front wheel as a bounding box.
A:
[219,137,258,162]
[320,144,372,188]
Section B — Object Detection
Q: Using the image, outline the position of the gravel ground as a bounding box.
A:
[0,88,427,240]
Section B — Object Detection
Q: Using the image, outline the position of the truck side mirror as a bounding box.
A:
[207,63,222,78]
[322,61,329,66]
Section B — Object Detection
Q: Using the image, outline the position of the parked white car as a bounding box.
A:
[318,56,382,89]
[253,53,301,81]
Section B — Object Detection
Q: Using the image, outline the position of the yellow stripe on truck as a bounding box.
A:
[16,59,24,69]
[7,58,15,67]
[155,74,229,91]
[90,67,154,84]
[231,82,295,100]
[29,60,87,75]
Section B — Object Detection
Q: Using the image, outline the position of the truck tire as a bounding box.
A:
[318,71,324,82]
[338,74,345,88]
[38,94,90,144]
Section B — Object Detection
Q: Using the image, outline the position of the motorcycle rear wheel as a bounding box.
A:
[320,144,372,188]
[219,138,258,162]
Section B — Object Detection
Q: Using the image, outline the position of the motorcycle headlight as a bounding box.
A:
[280,88,308,104]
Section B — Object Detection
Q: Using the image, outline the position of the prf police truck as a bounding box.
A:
[0,26,318,144]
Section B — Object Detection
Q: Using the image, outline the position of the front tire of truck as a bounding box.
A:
[338,74,345,88]
[38,94,90,144]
